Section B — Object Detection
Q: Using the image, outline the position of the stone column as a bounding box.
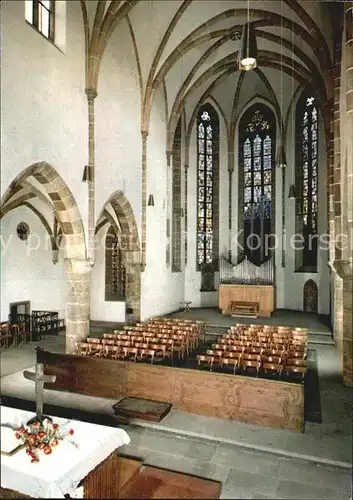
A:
[141,131,148,272]
[332,40,344,350]
[125,250,141,323]
[85,88,97,265]
[228,149,234,262]
[65,258,91,354]
[344,3,353,254]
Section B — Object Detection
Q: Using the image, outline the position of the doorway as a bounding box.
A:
[9,301,30,323]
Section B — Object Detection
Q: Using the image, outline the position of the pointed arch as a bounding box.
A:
[1,162,86,260]
[295,87,319,272]
[97,190,141,322]
[238,103,276,266]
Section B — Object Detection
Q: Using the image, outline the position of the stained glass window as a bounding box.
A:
[239,104,276,265]
[105,227,126,300]
[25,0,55,41]
[197,104,219,267]
[296,92,319,271]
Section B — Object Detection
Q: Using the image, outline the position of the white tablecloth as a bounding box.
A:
[1,405,130,498]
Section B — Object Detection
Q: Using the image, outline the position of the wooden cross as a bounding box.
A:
[23,361,56,423]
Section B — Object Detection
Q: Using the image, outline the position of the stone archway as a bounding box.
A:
[96,190,141,323]
[1,162,89,352]
[303,279,318,313]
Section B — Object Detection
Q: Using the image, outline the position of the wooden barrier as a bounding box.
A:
[219,284,275,317]
[40,350,304,432]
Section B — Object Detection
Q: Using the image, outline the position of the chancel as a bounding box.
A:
[1,1,352,499]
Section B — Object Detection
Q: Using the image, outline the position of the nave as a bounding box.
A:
[1,310,351,499]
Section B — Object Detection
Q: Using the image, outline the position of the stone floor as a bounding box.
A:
[1,310,352,499]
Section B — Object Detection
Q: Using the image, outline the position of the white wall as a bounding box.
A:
[1,0,88,237]
[90,225,126,322]
[141,86,185,319]
[0,207,67,321]
[95,17,142,231]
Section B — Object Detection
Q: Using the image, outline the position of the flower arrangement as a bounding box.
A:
[15,419,74,463]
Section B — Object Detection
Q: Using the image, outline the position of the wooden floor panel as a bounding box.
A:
[118,465,222,499]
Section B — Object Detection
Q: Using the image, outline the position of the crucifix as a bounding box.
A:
[23,350,56,424]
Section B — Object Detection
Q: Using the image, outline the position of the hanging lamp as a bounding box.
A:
[238,1,258,71]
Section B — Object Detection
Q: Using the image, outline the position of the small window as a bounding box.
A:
[25,0,55,41]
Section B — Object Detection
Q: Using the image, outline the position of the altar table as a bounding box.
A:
[0,405,130,498]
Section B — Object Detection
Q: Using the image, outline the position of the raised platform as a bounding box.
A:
[40,350,304,432]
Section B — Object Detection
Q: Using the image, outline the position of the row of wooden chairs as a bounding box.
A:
[88,335,188,358]
[229,324,308,334]
[75,342,172,363]
[210,344,307,359]
[0,322,30,349]
[197,353,306,381]
[217,339,307,353]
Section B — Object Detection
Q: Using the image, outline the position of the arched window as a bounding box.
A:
[105,227,126,301]
[196,103,219,272]
[172,118,182,272]
[295,91,318,272]
[238,104,276,266]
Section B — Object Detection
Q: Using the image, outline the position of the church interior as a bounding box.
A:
[1,0,352,498]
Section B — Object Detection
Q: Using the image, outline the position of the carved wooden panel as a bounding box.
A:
[42,351,304,432]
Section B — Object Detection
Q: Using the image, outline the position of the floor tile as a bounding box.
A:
[223,469,279,498]
[275,478,350,499]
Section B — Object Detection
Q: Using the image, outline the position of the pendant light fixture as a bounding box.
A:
[238,0,258,71]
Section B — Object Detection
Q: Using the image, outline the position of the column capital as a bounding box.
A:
[64,258,93,274]
[85,88,98,101]
[141,130,149,140]
[333,259,353,279]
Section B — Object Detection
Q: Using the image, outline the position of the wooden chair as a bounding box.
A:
[197,354,214,371]
[262,362,284,378]
[240,359,261,376]
[10,324,21,346]
[139,349,155,363]
[286,358,307,368]
[0,322,12,349]
[122,347,138,362]
[103,345,120,359]
[75,342,89,356]
[221,357,239,374]
[261,355,282,365]
[284,365,306,382]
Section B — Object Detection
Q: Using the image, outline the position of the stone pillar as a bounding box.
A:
[184,164,189,266]
[141,131,148,272]
[85,88,97,265]
[124,251,141,323]
[344,3,353,254]
[65,258,91,354]
[332,40,344,350]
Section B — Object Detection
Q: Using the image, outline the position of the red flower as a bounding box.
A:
[38,443,45,450]
[15,432,20,439]
[43,446,52,455]
[28,435,36,446]
[37,431,46,439]
[52,423,59,429]
[69,429,74,435]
